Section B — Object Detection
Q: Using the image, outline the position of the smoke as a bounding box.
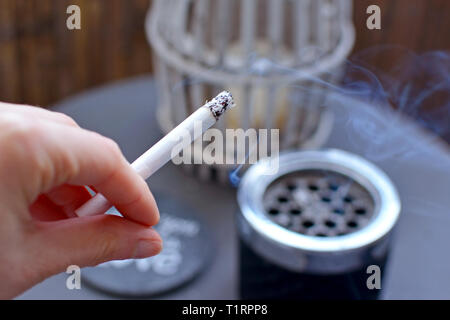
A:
[338,47,450,159]
[246,46,450,161]
[225,47,450,229]
[167,46,450,187]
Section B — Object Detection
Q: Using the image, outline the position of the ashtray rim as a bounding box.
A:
[237,149,401,254]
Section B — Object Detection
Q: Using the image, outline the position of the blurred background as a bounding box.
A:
[2,0,449,300]
[0,0,449,142]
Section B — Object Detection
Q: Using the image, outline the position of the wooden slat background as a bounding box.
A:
[1,0,449,107]
[0,0,448,140]
[0,0,152,106]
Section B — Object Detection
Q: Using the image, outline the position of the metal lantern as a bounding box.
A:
[146,0,355,184]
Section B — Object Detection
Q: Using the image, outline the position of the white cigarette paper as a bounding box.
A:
[75,91,235,217]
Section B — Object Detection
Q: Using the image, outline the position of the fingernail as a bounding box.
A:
[133,239,163,259]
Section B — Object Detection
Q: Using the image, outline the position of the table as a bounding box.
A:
[18,76,450,299]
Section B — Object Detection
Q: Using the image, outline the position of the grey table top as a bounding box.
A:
[18,76,450,300]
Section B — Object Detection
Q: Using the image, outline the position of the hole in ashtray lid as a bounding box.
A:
[263,170,375,238]
[286,183,297,191]
[289,208,302,215]
[268,208,280,215]
[333,208,345,215]
[343,195,354,203]
[302,220,314,228]
[328,183,339,191]
[316,233,327,237]
[347,221,358,228]
[325,220,336,228]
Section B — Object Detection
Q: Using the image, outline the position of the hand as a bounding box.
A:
[0,102,162,299]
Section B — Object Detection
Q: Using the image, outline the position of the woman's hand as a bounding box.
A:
[0,102,162,299]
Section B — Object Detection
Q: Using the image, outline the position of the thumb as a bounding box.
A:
[27,215,162,279]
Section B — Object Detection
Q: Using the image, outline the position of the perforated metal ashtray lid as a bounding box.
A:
[237,150,401,254]
[263,170,375,237]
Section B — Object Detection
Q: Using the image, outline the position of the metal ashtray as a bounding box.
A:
[237,149,401,299]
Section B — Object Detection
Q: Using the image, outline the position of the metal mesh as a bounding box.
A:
[263,170,375,237]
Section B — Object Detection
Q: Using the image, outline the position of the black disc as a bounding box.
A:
[82,192,213,297]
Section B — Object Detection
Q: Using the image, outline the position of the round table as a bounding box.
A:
[18,76,450,299]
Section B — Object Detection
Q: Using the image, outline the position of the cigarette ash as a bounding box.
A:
[205,91,235,120]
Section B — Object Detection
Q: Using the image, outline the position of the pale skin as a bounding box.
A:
[0,102,162,299]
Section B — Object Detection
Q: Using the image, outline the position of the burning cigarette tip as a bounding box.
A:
[205,91,235,120]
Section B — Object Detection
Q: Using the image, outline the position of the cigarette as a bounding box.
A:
[75,91,235,217]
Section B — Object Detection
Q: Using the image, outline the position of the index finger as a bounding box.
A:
[23,121,159,226]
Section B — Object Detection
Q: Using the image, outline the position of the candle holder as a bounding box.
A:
[146,0,355,184]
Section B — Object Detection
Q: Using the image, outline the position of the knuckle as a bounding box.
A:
[101,137,125,172]
[52,148,79,184]
[93,217,123,261]
[0,116,55,196]
[0,115,44,160]
[95,238,119,263]
[0,113,41,143]
[54,112,78,127]
[0,114,78,192]
[103,137,122,157]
